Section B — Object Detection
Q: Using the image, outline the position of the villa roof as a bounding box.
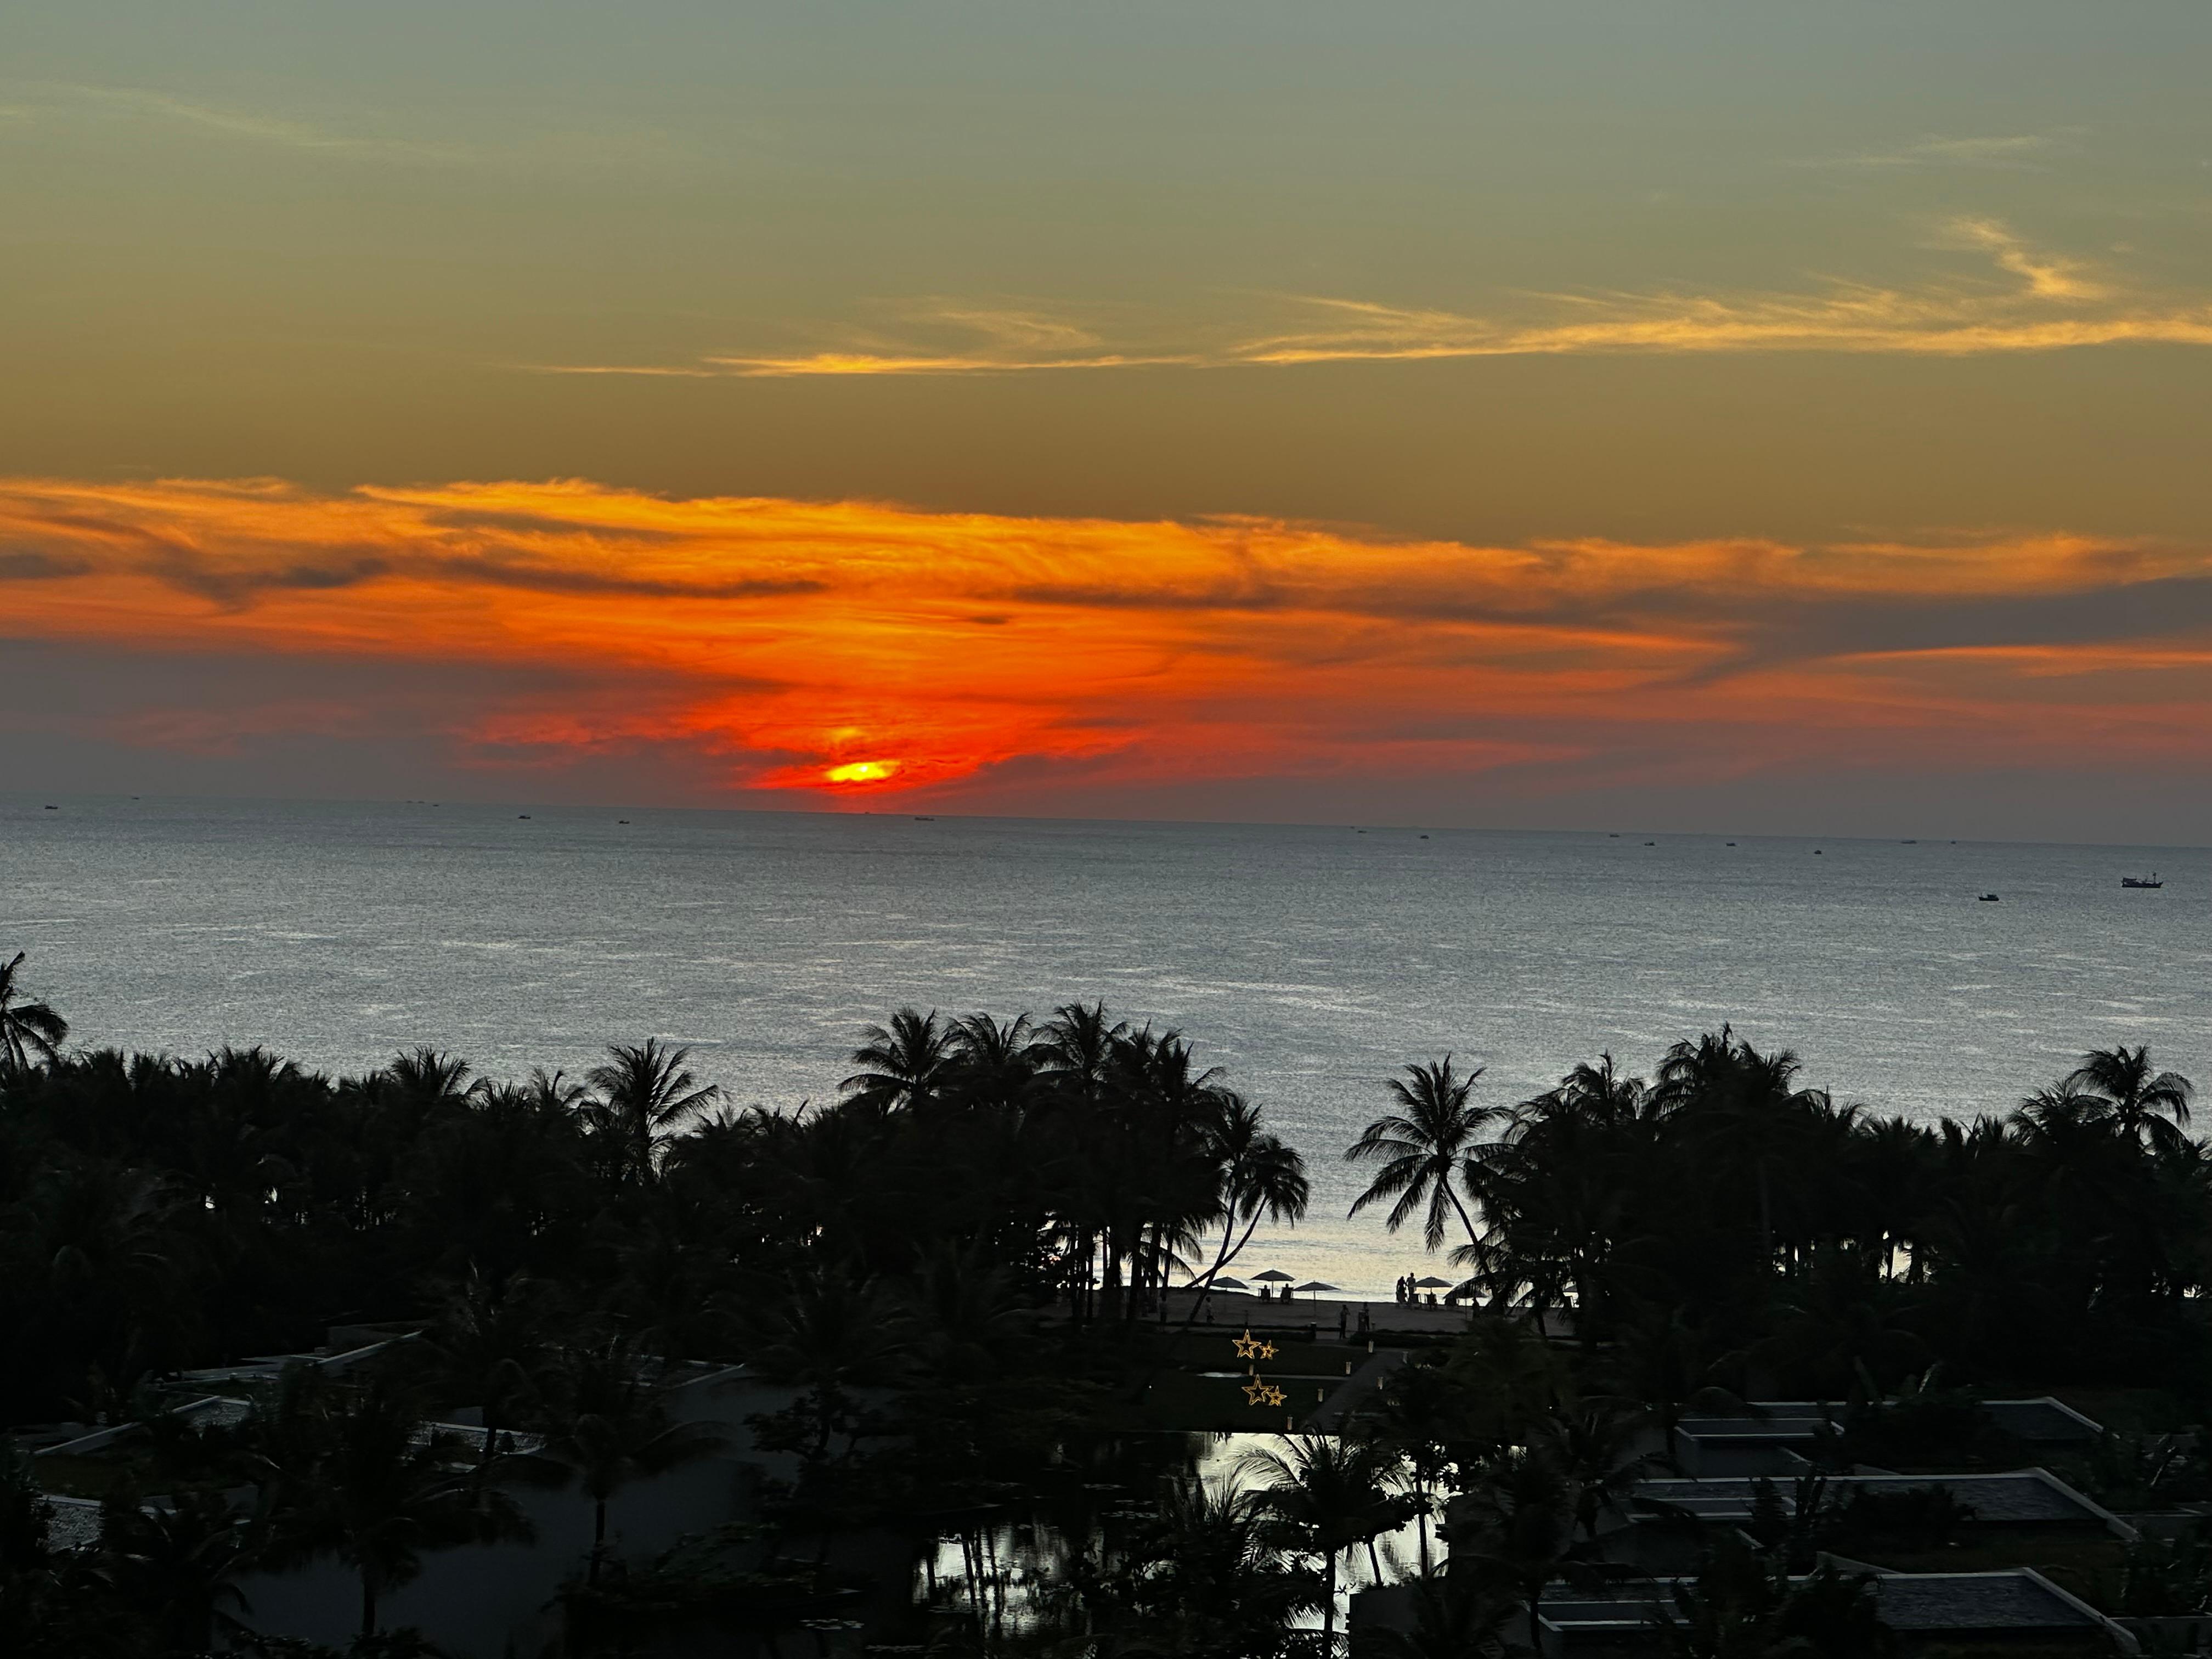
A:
[1871,1571,2104,1632]
[1980,1398,2106,1444]
[1538,1568,2128,1648]
[1672,1396,2105,1447]
[1630,1470,2122,1530]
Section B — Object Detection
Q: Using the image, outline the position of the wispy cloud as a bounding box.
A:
[540,219,2212,380]
[26,82,477,165]
[9,81,693,174]
[1944,216,2108,300]
[1805,133,2064,171]
[551,350,1187,377]
[548,301,1202,378]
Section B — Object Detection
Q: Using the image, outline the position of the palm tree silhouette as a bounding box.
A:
[1363,1572,1520,1659]
[1655,1028,1820,1270]
[1362,1356,1470,1575]
[743,1266,912,1460]
[1184,1089,1310,1320]
[413,1270,565,1464]
[1347,1057,1502,1257]
[1454,1441,1579,1653]
[2064,1045,2195,1154]
[535,1336,726,1582]
[946,1010,1041,1111]
[1235,1432,1406,1652]
[585,1039,720,1183]
[840,1007,961,1114]
[0,952,67,1074]
[256,1372,532,1635]
[1119,1477,1314,1652]
[95,1483,258,1652]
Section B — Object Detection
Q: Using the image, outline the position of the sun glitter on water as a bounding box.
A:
[823,759,900,785]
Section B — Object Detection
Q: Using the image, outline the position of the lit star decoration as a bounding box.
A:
[1231,1331,1277,1361]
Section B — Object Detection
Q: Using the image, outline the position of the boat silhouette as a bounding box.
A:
[2121,873,2164,889]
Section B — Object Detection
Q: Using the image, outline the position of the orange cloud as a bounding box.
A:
[5,475,2212,805]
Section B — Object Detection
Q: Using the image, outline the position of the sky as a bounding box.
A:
[6,2,2212,839]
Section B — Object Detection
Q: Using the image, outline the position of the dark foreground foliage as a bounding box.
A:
[1,946,2206,1656]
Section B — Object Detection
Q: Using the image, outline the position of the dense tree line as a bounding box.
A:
[0,979,1307,1423]
[1348,1029,2207,1396]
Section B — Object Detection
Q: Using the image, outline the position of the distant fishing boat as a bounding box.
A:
[2121,873,2164,889]
[1979,893,2001,902]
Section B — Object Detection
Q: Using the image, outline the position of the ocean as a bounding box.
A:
[4,794,2205,1296]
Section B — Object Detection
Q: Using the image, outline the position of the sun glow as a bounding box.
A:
[824,760,900,785]
[3,475,2210,811]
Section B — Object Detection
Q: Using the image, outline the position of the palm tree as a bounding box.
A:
[1655,1531,1887,1659]
[1363,1357,1470,1576]
[1034,1000,1127,1098]
[37,1159,197,1415]
[742,1267,911,1460]
[904,1242,1026,1384]
[1607,1301,1741,1470]
[535,1337,726,1582]
[1346,1057,1502,1256]
[514,1066,588,1113]
[1115,1478,1316,1654]
[2064,1045,2195,1154]
[413,1270,565,1464]
[257,1373,532,1636]
[1454,1442,1578,1654]
[840,1007,960,1114]
[1103,1026,1228,1317]
[0,952,67,1074]
[947,1011,1040,1110]
[585,1039,720,1183]
[1184,1090,1310,1319]
[1655,1028,1820,1271]
[382,1046,480,1106]
[1235,1432,1406,1652]
[1,1441,128,1654]
[1536,1400,1650,1543]
[1364,1572,1520,1659]
[95,1484,257,1652]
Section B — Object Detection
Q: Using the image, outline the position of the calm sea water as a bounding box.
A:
[3,794,2205,1295]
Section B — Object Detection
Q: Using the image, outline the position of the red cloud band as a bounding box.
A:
[5,476,2211,800]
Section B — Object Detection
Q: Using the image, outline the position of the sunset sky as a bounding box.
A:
[8,3,2212,839]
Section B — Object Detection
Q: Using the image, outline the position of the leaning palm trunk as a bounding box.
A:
[1178,1206,1261,1336]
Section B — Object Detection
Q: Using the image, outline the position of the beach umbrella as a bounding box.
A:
[1412,1276,1453,1289]
[1294,1280,1340,1297]
[1251,1270,1295,1283]
[1210,1277,1249,1291]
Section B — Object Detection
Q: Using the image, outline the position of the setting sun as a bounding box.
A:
[823,760,901,786]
